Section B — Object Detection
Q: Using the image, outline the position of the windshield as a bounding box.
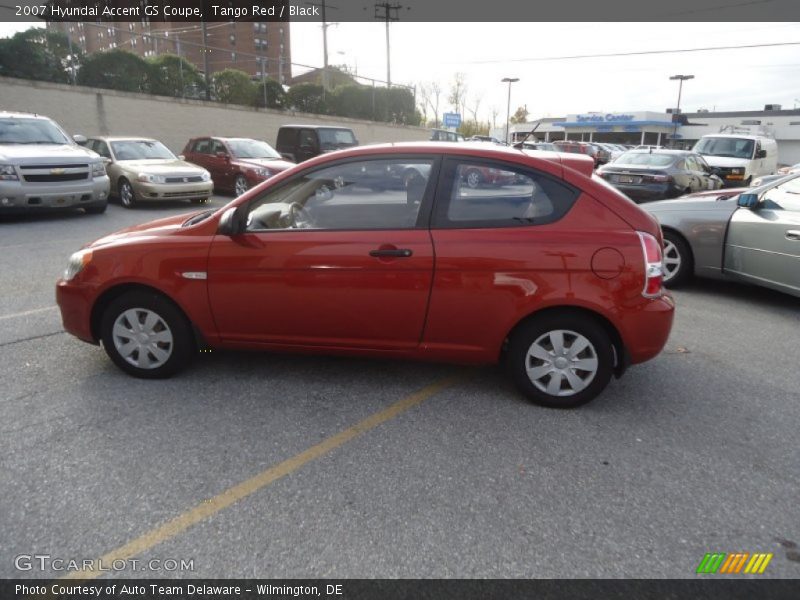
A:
[226,139,282,159]
[317,128,357,150]
[0,117,71,145]
[615,152,676,167]
[111,140,175,161]
[694,137,755,159]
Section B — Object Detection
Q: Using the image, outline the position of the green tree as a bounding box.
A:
[328,84,374,120]
[254,78,288,109]
[211,68,256,105]
[509,105,530,124]
[0,27,80,83]
[287,83,327,114]
[77,49,149,92]
[148,54,204,98]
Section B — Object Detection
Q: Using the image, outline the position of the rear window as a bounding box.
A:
[616,153,676,167]
[318,129,356,150]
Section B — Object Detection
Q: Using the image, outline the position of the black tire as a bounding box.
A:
[234,175,249,197]
[465,168,483,189]
[507,312,614,408]
[118,178,136,208]
[84,201,107,214]
[100,290,195,379]
[662,230,693,288]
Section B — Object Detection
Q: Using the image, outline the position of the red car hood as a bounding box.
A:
[236,157,294,171]
[85,212,203,249]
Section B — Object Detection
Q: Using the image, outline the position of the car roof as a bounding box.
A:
[623,149,693,156]
[91,136,160,143]
[0,111,53,120]
[278,124,354,130]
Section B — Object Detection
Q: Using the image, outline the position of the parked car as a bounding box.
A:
[552,140,602,166]
[56,142,674,408]
[430,129,466,142]
[182,137,294,196]
[644,172,800,296]
[521,142,558,152]
[85,137,212,208]
[467,135,502,144]
[692,133,778,187]
[0,111,109,214]
[776,162,800,175]
[275,125,358,163]
[596,150,723,202]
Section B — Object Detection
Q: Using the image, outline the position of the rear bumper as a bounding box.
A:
[612,182,680,202]
[620,294,675,364]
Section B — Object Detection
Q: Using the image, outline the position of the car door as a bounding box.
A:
[207,155,439,349]
[186,138,213,175]
[424,156,583,355]
[724,176,800,295]
[296,129,319,162]
[209,139,235,190]
[682,156,705,192]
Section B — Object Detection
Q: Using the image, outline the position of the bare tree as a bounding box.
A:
[467,91,483,124]
[490,106,500,130]
[417,83,429,126]
[448,73,468,117]
[427,81,442,128]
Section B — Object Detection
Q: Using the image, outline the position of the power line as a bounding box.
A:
[451,40,800,65]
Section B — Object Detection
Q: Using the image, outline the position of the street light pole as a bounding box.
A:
[501,77,519,144]
[669,74,694,146]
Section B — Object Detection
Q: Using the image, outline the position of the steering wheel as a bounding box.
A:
[286,202,315,229]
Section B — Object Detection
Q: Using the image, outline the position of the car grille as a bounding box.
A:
[163,190,207,198]
[165,176,204,183]
[19,164,90,182]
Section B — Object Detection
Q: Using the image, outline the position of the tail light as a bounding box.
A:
[650,173,672,182]
[637,231,664,298]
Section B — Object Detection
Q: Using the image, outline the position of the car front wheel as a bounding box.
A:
[100,291,194,378]
[508,313,614,408]
[234,175,249,196]
[118,179,136,208]
[662,230,692,287]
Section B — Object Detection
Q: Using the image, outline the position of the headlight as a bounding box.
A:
[731,168,744,175]
[0,164,19,181]
[63,249,93,281]
[137,172,166,183]
[253,168,272,178]
[201,171,211,182]
[91,162,106,177]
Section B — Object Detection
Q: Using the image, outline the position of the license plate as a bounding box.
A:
[618,175,636,184]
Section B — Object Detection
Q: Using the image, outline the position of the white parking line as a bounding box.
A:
[0,306,58,321]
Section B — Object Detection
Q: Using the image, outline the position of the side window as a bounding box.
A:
[684,157,697,171]
[211,140,227,155]
[193,139,211,154]
[434,159,579,228]
[244,158,435,232]
[94,141,111,159]
[299,129,316,149]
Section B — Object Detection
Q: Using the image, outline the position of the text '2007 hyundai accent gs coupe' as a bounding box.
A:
[56,143,674,408]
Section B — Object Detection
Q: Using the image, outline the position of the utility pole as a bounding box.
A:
[669,74,694,145]
[374,2,402,88]
[201,20,211,100]
[307,0,338,90]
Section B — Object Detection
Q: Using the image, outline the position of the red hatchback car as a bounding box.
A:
[182,137,295,196]
[56,143,674,408]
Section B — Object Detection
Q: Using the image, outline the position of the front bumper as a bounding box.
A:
[132,180,214,201]
[0,176,110,210]
[55,278,97,344]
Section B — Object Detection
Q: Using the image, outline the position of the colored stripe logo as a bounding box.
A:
[696,552,773,574]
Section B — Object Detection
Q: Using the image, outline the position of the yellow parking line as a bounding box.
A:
[61,376,460,580]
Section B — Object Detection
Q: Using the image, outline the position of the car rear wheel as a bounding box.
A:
[465,168,482,189]
[508,313,613,408]
[100,291,194,378]
[234,175,249,196]
[118,179,136,208]
[662,230,692,287]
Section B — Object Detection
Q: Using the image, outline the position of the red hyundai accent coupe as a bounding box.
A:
[56,143,674,408]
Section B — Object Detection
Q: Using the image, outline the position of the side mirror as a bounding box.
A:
[217,207,242,236]
[102,157,112,165]
[73,134,87,145]
[709,167,721,176]
[737,193,759,209]
[216,151,229,161]
[756,149,767,159]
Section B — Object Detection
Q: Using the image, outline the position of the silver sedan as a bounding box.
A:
[644,172,800,298]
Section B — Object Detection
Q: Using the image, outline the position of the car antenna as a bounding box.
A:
[512,123,541,149]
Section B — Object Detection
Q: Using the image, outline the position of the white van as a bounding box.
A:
[692,132,778,187]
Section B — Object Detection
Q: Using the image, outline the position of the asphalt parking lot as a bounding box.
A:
[1,197,799,580]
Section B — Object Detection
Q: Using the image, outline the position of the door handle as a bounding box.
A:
[369,248,413,258]
[786,230,800,241]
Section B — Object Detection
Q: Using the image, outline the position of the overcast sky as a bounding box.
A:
[3,21,800,123]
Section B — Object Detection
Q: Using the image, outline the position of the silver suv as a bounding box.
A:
[0,112,110,214]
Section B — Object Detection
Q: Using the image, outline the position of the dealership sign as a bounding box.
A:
[576,114,636,122]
